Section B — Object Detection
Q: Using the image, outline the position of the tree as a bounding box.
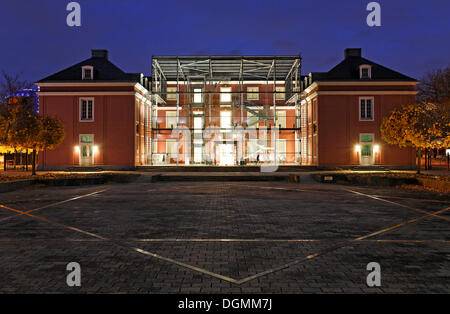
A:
[0,72,36,171]
[33,115,65,175]
[380,103,430,174]
[381,67,450,173]
[1,72,65,175]
[417,67,450,168]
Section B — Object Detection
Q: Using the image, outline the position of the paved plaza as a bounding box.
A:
[0,174,449,293]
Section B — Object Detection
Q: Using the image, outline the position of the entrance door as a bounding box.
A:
[218,144,235,166]
[79,135,94,166]
[359,134,374,166]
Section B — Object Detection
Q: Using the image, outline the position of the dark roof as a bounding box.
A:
[37,53,140,83]
[311,52,417,82]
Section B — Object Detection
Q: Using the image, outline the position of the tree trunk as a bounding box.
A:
[428,151,432,170]
[31,149,36,176]
[3,153,6,171]
[25,149,28,171]
[424,149,428,170]
[417,147,421,174]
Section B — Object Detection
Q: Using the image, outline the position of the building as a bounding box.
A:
[37,50,151,170]
[300,48,417,167]
[36,48,417,170]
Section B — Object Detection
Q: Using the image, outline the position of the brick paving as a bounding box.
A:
[0,175,448,293]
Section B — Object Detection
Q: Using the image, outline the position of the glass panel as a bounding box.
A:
[275,87,285,100]
[360,99,366,119]
[247,111,258,126]
[166,111,177,128]
[247,87,259,100]
[81,100,87,119]
[361,144,372,157]
[276,111,286,128]
[87,101,93,120]
[360,134,373,142]
[194,88,202,103]
[366,99,372,119]
[220,87,231,103]
[167,87,177,100]
[80,135,93,143]
[220,111,231,129]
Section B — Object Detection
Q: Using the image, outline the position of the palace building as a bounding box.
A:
[36,48,417,170]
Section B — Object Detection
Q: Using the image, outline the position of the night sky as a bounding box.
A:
[1,0,449,83]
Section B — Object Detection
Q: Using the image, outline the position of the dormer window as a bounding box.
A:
[82,66,94,80]
[359,65,372,79]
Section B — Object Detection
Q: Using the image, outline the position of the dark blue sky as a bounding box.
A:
[1,0,449,82]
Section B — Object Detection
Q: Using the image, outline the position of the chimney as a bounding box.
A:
[344,48,361,58]
[91,49,109,59]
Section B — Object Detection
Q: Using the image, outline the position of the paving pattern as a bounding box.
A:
[0,175,449,293]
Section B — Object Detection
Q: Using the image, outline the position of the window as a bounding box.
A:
[247,87,259,100]
[360,97,374,120]
[166,111,177,128]
[275,111,286,128]
[275,86,285,100]
[167,87,177,100]
[220,111,232,130]
[82,66,93,80]
[194,88,202,103]
[359,65,372,79]
[247,139,259,161]
[166,140,178,159]
[80,135,93,143]
[220,87,232,103]
[247,111,258,126]
[277,139,286,162]
[80,98,94,121]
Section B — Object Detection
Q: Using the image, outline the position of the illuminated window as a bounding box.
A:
[80,98,94,121]
[275,111,286,128]
[247,111,258,126]
[247,87,259,100]
[220,87,232,103]
[220,111,231,130]
[167,87,177,100]
[166,111,177,128]
[275,86,285,100]
[194,88,202,103]
[82,66,93,80]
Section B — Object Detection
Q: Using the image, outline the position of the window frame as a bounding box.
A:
[79,97,94,122]
[275,86,285,100]
[246,87,259,100]
[220,110,232,131]
[359,96,374,121]
[275,110,286,128]
[220,87,232,103]
[82,66,94,80]
[193,88,203,103]
[166,87,177,101]
[165,111,177,128]
[359,65,372,79]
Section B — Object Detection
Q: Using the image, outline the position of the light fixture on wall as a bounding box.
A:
[74,145,80,152]
[355,145,361,153]
[374,145,380,153]
[93,145,99,153]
